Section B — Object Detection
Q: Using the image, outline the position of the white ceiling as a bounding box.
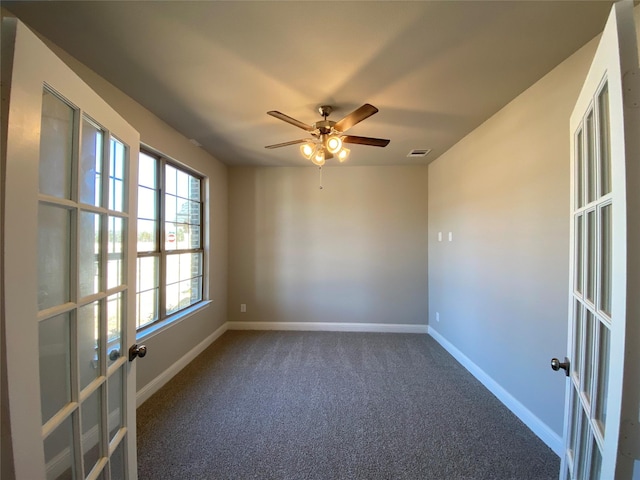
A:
[4,1,614,167]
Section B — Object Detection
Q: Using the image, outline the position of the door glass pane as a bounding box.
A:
[109,138,126,212]
[38,204,71,311]
[39,312,71,424]
[572,300,583,380]
[79,212,101,298]
[576,409,591,479]
[583,311,595,406]
[108,366,124,442]
[595,322,610,434]
[44,413,75,480]
[586,210,596,303]
[40,89,74,199]
[78,302,100,391]
[597,83,611,196]
[109,438,126,480]
[81,387,103,475]
[576,129,584,208]
[568,387,580,468]
[79,117,103,206]
[585,110,596,204]
[600,204,612,316]
[107,216,124,290]
[590,439,602,479]
[107,293,123,365]
[575,215,584,295]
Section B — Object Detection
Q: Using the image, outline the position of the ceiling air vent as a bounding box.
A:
[407,149,431,158]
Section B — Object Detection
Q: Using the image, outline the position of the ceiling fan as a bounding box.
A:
[265,104,390,165]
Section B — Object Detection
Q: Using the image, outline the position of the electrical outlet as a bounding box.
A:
[436,312,440,322]
[240,304,246,313]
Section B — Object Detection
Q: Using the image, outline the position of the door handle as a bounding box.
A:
[129,343,147,361]
[551,357,570,376]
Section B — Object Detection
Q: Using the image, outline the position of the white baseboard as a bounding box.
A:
[428,326,563,457]
[136,322,228,407]
[227,321,428,334]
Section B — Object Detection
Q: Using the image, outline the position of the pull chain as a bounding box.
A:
[318,166,323,190]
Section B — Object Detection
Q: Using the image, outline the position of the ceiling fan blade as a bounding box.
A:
[267,111,314,132]
[342,135,390,147]
[334,104,379,132]
[325,152,334,160]
[265,139,310,149]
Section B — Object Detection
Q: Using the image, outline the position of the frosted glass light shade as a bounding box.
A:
[338,148,350,162]
[312,149,325,166]
[300,143,315,160]
[326,135,342,154]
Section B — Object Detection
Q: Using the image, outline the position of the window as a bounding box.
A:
[136,149,204,331]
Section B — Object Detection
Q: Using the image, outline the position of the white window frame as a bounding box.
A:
[135,146,208,339]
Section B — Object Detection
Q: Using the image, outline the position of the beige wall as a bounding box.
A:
[428,35,601,437]
[29,28,229,393]
[228,166,429,326]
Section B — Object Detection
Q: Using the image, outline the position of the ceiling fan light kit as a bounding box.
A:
[265,103,390,165]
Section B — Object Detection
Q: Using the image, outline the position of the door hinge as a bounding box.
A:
[623,68,640,109]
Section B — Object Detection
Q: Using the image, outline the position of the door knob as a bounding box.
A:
[551,357,570,376]
[129,343,147,361]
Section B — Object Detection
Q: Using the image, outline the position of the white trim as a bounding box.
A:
[428,326,563,457]
[227,321,429,334]
[135,322,227,407]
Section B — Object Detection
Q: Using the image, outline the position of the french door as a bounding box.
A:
[3,18,140,479]
[558,1,639,479]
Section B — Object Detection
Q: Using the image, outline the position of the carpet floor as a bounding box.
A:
[137,331,559,479]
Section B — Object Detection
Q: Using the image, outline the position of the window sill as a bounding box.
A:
[136,300,212,342]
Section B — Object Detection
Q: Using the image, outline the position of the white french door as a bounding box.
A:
[558,1,639,479]
[3,18,140,479]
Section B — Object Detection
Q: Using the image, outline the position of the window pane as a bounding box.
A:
[165,194,177,224]
[138,152,157,189]
[165,164,177,195]
[586,111,596,204]
[165,222,178,250]
[598,83,611,197]
[109,138,126,212]
[166,282,180,315]
[137,256,159,292]
[575,215,583,295]
[44,413,75,480]
[107,293,122,365]
[39,313,71,425]
[78,301,100,391]
[137,289,158,329]
[572,300,583,380]
[137,219,157,253]
[599,204,612,316]
[189,176,201,201]
[583,311,595,406]
[81,386,103,475]
[79,212,101,298]
[576,129,584,208]
[138,186,157,220]
[176,169,190,198]
[594,322,610,434]
[80,117,104,206]
[108,366,124,443]
[108,216,124,289]
[190,225,201,249]
[586,210,596,303]
[40,89,74,199]
[38,204,71,310]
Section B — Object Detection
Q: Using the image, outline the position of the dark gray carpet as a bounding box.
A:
[137,331,559,479]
